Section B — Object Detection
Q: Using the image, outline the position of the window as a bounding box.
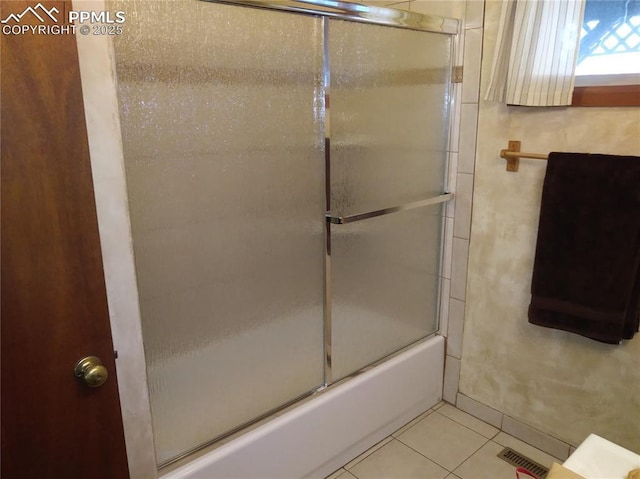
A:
[572,0,640,106]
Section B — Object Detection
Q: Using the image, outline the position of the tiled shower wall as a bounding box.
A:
[443,0,483,407]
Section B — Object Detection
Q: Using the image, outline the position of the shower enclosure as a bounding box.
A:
[112,0,457,472]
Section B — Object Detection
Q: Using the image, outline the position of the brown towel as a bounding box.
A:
[528,152,640,343]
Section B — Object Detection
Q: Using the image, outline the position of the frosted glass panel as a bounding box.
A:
[113,1,325,464]
[329,19,450,380]
[331,206,444,381]
[329,20,452,215]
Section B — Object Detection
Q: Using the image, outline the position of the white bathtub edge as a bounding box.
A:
[162,335,445,479]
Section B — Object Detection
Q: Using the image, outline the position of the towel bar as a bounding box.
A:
[326,193,452,224]
[500,140,548,171]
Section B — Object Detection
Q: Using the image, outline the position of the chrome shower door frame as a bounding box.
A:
[205,0,459,34]
[149,0,460,464]
[197,0,459,403]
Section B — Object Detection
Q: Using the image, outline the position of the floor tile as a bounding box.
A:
[493,432,560,467]
[344,436,393,470]
[438,403,500,439]
[396,412,488,471]
[327,405,561,479]
[349,439,449,479]
[392,409,434,438]
[454,440,517,479]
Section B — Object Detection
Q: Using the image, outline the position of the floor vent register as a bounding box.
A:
[497,447,550,478]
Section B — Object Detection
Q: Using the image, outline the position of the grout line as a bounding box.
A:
[437,404,500,439]
[391,408,434,438]
[432,410,498,441]
[450,438,491,476]
[343,436,393,471]
[393,410,490,472]
[396,430,491,474]
[394,436,455,473]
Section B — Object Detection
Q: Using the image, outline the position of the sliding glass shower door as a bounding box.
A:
[113,0,455,466]
[113,1,326,464]
[327,19,452,381]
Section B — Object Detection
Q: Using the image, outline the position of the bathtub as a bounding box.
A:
[161,335,444,479]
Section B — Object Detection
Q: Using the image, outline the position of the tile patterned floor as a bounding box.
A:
[325,402,561,479]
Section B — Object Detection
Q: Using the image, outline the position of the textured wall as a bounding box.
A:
[461,0,640,452]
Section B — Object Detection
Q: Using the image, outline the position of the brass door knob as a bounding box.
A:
[74,356,108,388]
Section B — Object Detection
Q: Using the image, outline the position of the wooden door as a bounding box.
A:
[1,2,130,478]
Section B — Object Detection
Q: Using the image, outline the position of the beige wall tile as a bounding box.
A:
[455,393,503,429]
[501,416,571,461]
[446,153,459,218]
[411,0,466,20]
[439,278,451,336]
[461,28,483,104]
[451,238,469,300]
[447,298,466,359]
[458,103,479,173]
[453,172,474,239]
[464,0,485,29]
[443,217,454,278]
[443,355,462,404]
[449,84,463,153]
[455,21,466,65]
